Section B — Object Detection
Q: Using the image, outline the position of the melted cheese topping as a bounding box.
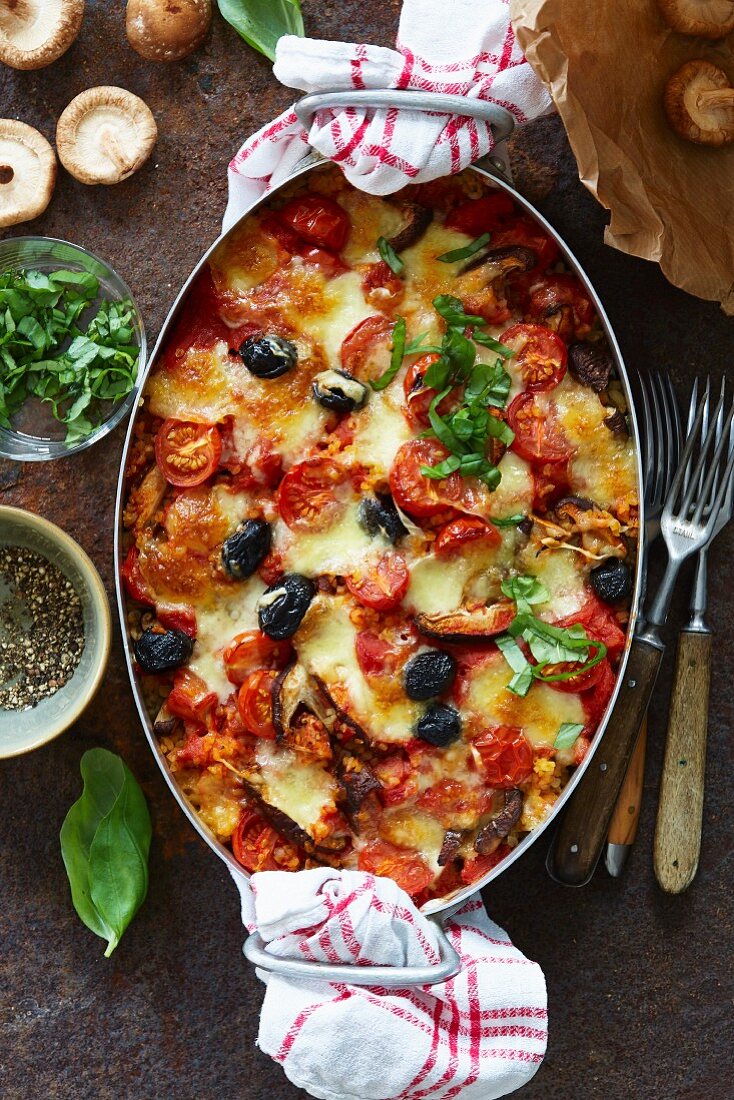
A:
[276,501,382,577]
[347,393,414,477]
[255,742,338,833]
[188,579,266,701]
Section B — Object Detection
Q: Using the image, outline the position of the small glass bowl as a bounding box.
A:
[0,236,146,462]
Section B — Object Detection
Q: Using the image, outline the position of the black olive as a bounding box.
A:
[312,368,369,413]
[238,334,297,379]
[222,519,271,579]
[134,628,193,673]
[258,573,316,640]
[404,650,457,701]
[415,702,461,747]
[590,558,632,604]
[358,493,407,544]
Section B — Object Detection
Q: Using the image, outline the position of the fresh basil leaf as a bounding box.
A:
[216,0,304,61]
[428,389,467,453]
[466,360,512,408]
[501,574,550,605]
[420,454,462,479]
[60,748,152,958]
[473,330,514,358]
[370,316,406,391]
[437,232,491,263]
[422,353,452,391]
[486,414,515,446]
[496,635,534,697]
[433,294,486,329]
[554,722,585,750]
[492,513,526,527]
[377,235,404,275]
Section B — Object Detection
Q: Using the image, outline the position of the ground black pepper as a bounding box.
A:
[0,546,85,710]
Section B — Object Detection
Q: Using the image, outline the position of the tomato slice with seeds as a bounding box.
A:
[402,353,456,428]
[231,809,300,873]
[473,726,534,789]
[340,314,395,381]
[237,669,278,739]
[501,322,567,392]
[167,668,218,723]
[222,630,291,685]
[434,515,502,556]
[346,553,409,612]
[155,419,222,488]
[507,392,572,465]
[278,194,350,251]
[358,838,434,897]
[277,458,350,532]
[389,439,483,519]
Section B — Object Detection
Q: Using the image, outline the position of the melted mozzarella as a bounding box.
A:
[348,393,413,477]
[255,743,338,833]
[276,501,381,577]
[406,553,478,615]
[380,809,447,875]
[147,340,240,421]
[487,451,534,519]
[524,547,588,621]
[307,270,375,367]
[464,655,585,749]
[553,378,636,509]
[188,579,266,701]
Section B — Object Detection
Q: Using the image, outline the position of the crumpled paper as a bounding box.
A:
[510,0,734,313]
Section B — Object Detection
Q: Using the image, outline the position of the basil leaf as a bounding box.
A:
[492,513,526,527]
[60,748,152,958]
[496,634,534,697]
[486,413,515,446]
[473,330,514,358]
[370,316,406,391]
[437,232,491,263]
[421,454,462,479]
[428,389,467,453]
[433,294,486,329]
[377,235,404,275]
[554,722,585,750]
[216,0,304,61]
[501,574,550,605]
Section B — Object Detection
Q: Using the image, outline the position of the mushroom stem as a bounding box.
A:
[696,89,734,110]
[99,126,133,174]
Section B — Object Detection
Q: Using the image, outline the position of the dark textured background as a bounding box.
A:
[1,3,732,1098]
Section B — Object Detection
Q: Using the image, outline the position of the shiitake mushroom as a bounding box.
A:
[358,494,407,544]
[312,368,369,413]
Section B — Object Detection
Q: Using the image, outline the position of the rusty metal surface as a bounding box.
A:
[1,4,732,1098]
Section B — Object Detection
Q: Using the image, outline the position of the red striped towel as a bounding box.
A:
[233,868,547,1100]
[223,0,551,231]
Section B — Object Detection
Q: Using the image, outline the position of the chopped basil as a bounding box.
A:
[377,236,404,276]
[492,513,527,527]
[370,315,406,391]
[473,331,514,359]
[496,635,533,697]
[437,232,491,263]
[554,723,585,750]
[404,332,443,356]
[501,574,549,606]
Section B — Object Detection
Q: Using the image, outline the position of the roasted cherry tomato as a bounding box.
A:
[361,260,404,307]
[543,658,606,693]
[556,593,626,661]
[445,193,516,236]
[507,392,572,465]
[389,439,478,519]
[473,725,534,788]
[358,838,434,897]
[402,353,456,428]
[346,553,409,612]
[231,809,300,873]
[167,668,218,723]
[156,605,197,639]
[501,322,567,392]
[155,419,222,488]
[460,843,512,885]
[416,778,494,825]
[434,515,501,556]
[222,630,291,685]
[277,458,350,532]
[278,194,350,251]
[121,545,153,605]
[340,314,396,381]
[355,625,418,679]
[489,215,560,274]
[580,657,616,728]
[237,669,278,739]
[532,460,571,514]
[372,752,418,807]
[261,213,348,275]
[528,273,596,342]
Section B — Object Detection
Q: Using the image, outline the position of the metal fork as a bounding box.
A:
[654,381,734,892]
[549,380,734,886]
[605,373,681,876]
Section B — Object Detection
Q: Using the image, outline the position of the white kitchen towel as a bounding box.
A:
[223,0,552,231]
[232,867,547,1100]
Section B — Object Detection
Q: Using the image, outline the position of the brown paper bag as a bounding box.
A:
[510,0,734,312]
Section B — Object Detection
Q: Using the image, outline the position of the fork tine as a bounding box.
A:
[704,428,734,536]
[666,374,682,479]
[689,387,731,525]
[648,372,665,503]
[637,370,656,502]
[683,378,698,495]
[654,373,676,496]
[663,385,709,516]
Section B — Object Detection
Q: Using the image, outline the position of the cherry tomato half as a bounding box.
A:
[528,273,596,342]
[580,658,616,729]
[167,668,218,723]
[460,843,512,885]
[434,515,502,556]
[501,322,567,392]
[473,726,533,788]
[507,392,572,465]
[402,353,456,428]
[340,314,396,381]
[277,458,350,532]
[445,193,516,236]
[278,194,350,251]
[155,419,222,488]
[346,553,409,612]
[543,658,606,694]
[231,809,300,873]
[156,605,197,639]
[489,216,560,274]
[358,838,434,898]
[222,630,291,685]
[237,669,278,739]
[390,439,478,519]
[355,624,418,679]
[556,593,627,662]
[121,545,153,605]
[361,260,404,308]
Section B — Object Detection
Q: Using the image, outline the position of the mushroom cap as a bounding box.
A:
[125,0,211,62]
[56,86,158,185]
[0,120,56,227]
[656,0,734,39]
[0,0,84,71]
[664,59,734,146]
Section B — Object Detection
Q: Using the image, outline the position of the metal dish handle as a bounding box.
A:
[294,89,515,145]
[243,921,461,987]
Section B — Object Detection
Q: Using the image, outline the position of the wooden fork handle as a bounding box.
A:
[548,638,663,886]
[653,630,712,894]
[608,717,647,846]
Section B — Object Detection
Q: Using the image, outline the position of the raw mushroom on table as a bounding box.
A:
[0,0,84,70]
[656,0,734,38]
[125,0,212,61]
[664,60,734,146]
[0,119,56,227]
[56,86,158,185]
